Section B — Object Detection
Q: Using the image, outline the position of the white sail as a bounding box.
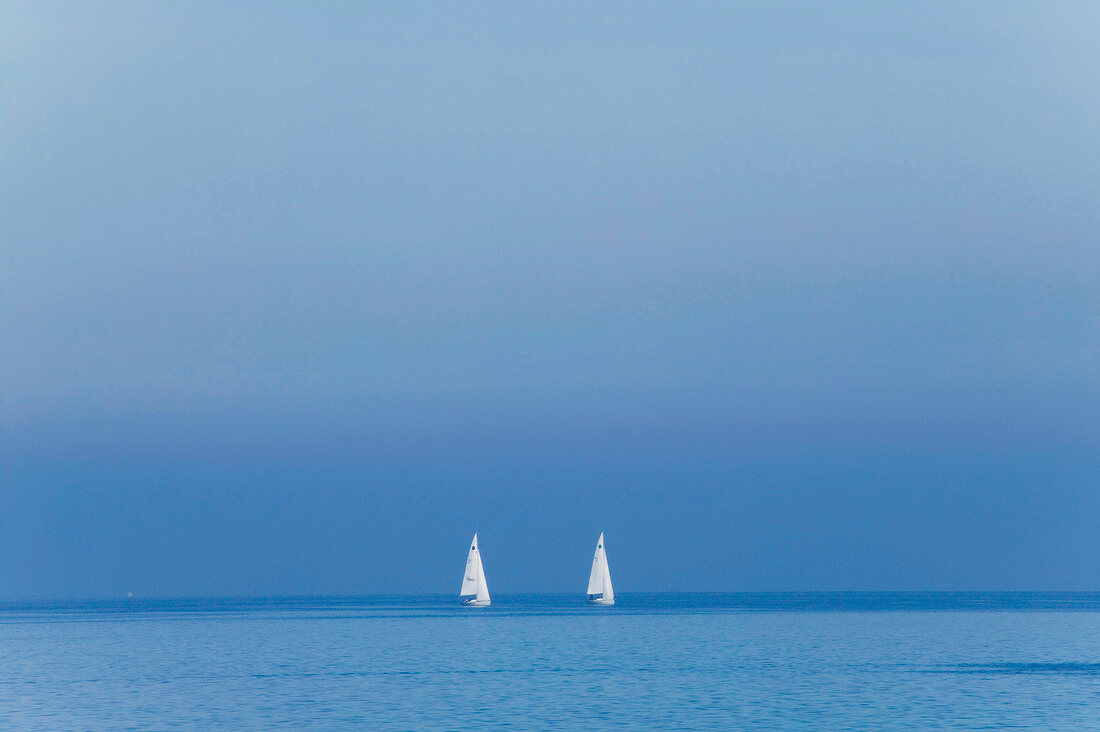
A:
[587,532,614,603]
[474,545,490,603]
[460,533,490,605]
[460,534,480,596]
[587,542,604,595]
[601,542,614,602]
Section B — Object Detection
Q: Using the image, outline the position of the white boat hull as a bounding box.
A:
[462,598,491,607]
[587,596,614,606]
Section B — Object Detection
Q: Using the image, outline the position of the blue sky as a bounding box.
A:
[2,2,1098,598]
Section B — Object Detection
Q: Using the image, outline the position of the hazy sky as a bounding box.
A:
[2,2,1098,599]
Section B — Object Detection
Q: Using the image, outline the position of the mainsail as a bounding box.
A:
[587,532,614,603]
[460,533,490,604]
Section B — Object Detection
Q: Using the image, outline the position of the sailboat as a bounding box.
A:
[460,533,491,606]
[586,532,615,605]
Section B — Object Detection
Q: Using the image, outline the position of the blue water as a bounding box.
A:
[4,593,1100,730]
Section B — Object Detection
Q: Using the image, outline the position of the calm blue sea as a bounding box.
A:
[4,593,1100,730]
